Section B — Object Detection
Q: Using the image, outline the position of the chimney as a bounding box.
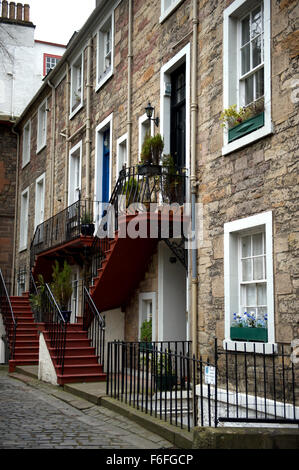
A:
[9,1,16,20]
[16,2,22,20]
[1,0,8,18]
[24,3,30,22]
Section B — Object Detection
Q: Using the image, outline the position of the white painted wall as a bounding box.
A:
[38,332,58,386]
[102,308,124,371]
[158,243,187,342]
[0,23,65,118]
[0,315,6,363]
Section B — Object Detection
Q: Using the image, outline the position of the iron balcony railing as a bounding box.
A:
[0,269,17,361]
[107,339,299,432]
[30,199,102,268]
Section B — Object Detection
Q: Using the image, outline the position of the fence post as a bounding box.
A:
[214,337,218,428]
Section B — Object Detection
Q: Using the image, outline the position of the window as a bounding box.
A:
[224,211,275,353]
[37,100,47,152]
[97,12,114,90]
[70,53,83,117]
[116,133,128,179]
[22,120,31,167]
[160,0,184,22]
[68,142,82,205]
[43,54,61,76]
[222,0,272,155]
[34,174,45,230]
[139,292,156,341]
[19,187,29,251]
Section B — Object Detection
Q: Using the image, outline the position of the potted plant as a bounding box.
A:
[29,274,47,322]
[138,133,164,176]
[230,311,268,342]
[155,350,177,391]
[80,211,95,236]
[139,318,152,352]
[161,154,181,204]
[220,97,264,143]
[51,260,73,323]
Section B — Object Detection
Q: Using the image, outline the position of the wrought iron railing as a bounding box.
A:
[107,339,299,432]
[30,199,101,268]
[83,287,105,366]
[43,283,67,375]
[0,269,17,361]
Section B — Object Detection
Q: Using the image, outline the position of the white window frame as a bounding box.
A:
[138,114,154,162]
[224,211,275,354]
[160,0,185,23]
[116,133,128,180]
[139,292,156,342]
[37,99,47,153]
[22,120,31,168]
[70,52,84,119]
[34,173,45,230]
[222,0,272,156]
[19,187,29,252]
[68,141,82,206]
[96,10,114,91]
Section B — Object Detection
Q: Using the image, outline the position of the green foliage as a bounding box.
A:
[29,274,46,311]
[140,318,152,343]
[220,98,264,129]
[140,133,164,165]
[51,260,73,311]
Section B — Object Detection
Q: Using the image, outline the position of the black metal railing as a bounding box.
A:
[42,283,67,375]
[0,269,17,361]
[83,287,105,366]
[30,199,101,268]
[107,339,299,432]
[110,165,187,221]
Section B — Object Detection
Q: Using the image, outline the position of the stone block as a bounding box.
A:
[276,273,293,295]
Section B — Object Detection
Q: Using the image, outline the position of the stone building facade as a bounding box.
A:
[11,0,299,359]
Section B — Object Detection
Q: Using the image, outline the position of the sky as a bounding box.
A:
[26,0,96,45]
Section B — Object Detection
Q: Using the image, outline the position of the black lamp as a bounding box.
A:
[145,102,159,127]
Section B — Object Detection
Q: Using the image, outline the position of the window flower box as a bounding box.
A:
[230,326,268,343]
[228,112,265,143]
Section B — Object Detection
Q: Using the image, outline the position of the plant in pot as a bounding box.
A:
[139,318,152,352]
[51,260,73,323]
[155,350,177,391]
[161,153,180,204]
[81,211,95,236]
[29,274,47,323]
[220,97,264,143]
[230,311,268,342]
[138,133,164,176]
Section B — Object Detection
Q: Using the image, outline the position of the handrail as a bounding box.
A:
[83,286,105,366]
[45,283,66,324]
[0,269,17,360]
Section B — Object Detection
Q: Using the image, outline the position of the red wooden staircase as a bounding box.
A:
[8,294,39,372]
[43,322,106,385]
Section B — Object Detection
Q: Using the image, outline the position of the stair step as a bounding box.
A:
[57,373,106,385]
[52,356,99,365]
[56,364,103,375]
[50,347,96,356]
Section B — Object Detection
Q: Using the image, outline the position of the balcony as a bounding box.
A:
[30,199,100,278]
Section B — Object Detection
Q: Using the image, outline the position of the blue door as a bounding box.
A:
[102,129,110,203]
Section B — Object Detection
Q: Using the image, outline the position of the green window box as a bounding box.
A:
[230,326,268,343]
[228,112,264,143]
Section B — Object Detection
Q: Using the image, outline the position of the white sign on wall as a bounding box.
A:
[205,366,216,385]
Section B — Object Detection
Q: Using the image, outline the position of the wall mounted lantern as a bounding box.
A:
[145,102,159,127]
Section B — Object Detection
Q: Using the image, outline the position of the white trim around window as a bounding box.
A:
[138,114,154,162]
[224,211,276,353]
[70,52,84,119]
[116,133,128,180]
[222,0,273,156]
[19,187,29,252]
[68,141,82,206]
[160,0,185,23]
[139,292,156,342]
[34,173,45,230]
[96,10,114,92]
[37,99,47,153]
[22,120,31,168]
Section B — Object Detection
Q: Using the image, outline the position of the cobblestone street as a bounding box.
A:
[0,371,174,449]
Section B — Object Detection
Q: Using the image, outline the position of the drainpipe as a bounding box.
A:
[190,0,199,358]
[86,37,92,202]
[47,80,56,218]
[11,125,20,295]
[65,64,70,207]
[127,0,133,168]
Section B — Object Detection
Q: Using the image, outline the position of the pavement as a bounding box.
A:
[0,365,192,450]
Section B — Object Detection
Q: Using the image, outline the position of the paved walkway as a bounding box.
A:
[0,371,175,449]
